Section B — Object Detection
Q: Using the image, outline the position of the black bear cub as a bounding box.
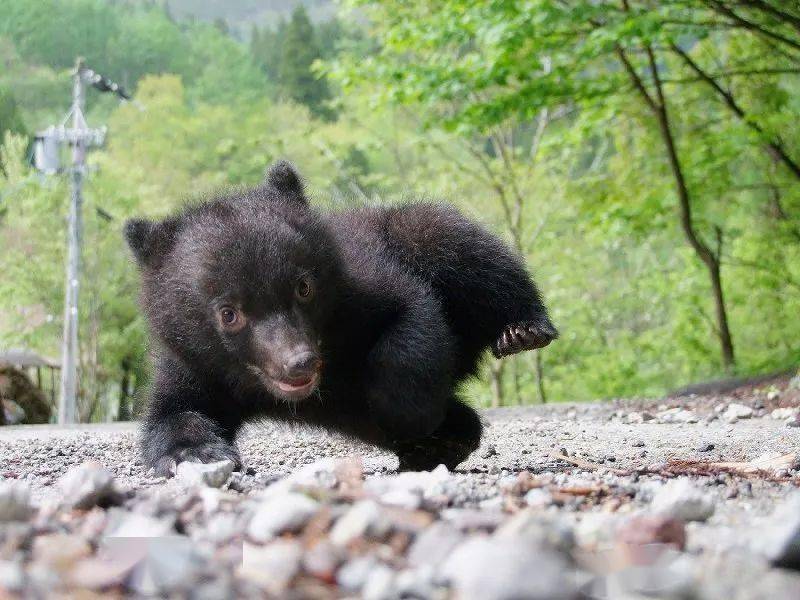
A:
[125,161,557,475]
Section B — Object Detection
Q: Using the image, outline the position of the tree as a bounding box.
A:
[336,0,800,373]
[0,88,25,158]
[277,6,335,120]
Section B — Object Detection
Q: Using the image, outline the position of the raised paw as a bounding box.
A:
[152,441,242,477]
[492,319,558,358]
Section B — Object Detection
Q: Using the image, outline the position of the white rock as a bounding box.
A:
[337,556,379,592]
[364,464,451,502]
[495,510,576,555]
[439,537,575,600]
[524,488,553,508]
[771,408,798,421]
[247,492,318,542]
[754,492,800,569]
[330,500,387,546]
[657,408,698,424]
[651,478,715,522]
[104,509,176,538]
[260,458,339,498]
[57,461,117,510]
[722,403,753,423]
[175,460,234,488]
[407,522,464,568]
[127,535,202,595]
[0,560,24,591]
[379,488,422,510]
[239,540,302,595]
[0,482,31,522]
[362,563,396,600]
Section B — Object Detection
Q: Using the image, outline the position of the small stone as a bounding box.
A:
[261,458,339,496]
[330,500,387,546]
[754,491,800,570]
[247,492,318,542]
[0,560,24,592]
[657,408,698,424]
[787,417,800,428]
[302,541,343,582]
[175,460,234,488]
[0,481,31,522]
[32,534,91,569]
[127,535,203,595]
[362,563,396,600]
[58,461,118,510]
[481,444,498,459]
[239,540,302,595]
[697,442,715,452]
[495,510,575,555]
[439,537,576,600]
[337,556,378,592]
[651,478,715,522]
[616,515,687,557]
[440,508,505,532]
[408,522,464,568]
[722,403,753,423]
[104,509,176,538]
[524,488,553,508]
[631,439,646,448]
[772,408,799,420]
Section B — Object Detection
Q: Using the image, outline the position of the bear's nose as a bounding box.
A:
[284,351,321,379]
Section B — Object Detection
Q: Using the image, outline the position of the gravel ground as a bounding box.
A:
[1,375,800,598]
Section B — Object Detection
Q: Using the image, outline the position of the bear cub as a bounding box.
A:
[125,161,557,475]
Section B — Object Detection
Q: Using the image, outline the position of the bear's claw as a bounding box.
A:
[492,320,558,358]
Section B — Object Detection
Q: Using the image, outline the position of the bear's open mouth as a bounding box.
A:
[271,372,320,399]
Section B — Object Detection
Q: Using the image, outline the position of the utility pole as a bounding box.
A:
[33,58,129,424]
[57,59,87,425]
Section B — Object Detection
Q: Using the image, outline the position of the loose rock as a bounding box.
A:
[175,459,234,488]
[0,481,31,521]
[247,492,318,542]
[651,478,715,522]
[439,537,576,600]
[58,461,118,510]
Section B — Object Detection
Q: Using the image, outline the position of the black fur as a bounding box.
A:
[126,162,557,475]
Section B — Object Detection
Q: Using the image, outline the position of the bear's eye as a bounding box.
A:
[295,277,313,302]
[218,306,243,330]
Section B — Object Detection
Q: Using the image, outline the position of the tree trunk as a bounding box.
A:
[490,361,505,407]
[707,259,736,369]
[535,350,547,403]
[618,44,737,370]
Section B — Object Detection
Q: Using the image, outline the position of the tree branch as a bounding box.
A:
[670,42,800,180]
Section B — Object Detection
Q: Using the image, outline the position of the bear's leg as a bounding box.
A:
[141,358,243,477]
[385,203,557,368]
[394,399,483,471]
[364,285,456,444]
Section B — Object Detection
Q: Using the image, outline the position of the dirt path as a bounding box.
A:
[1,379,799,598]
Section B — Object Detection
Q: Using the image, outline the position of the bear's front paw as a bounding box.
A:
[492,319,558,358]
[152,442,242,477]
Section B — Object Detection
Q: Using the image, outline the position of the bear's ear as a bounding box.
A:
[124,217,179,268]
[266,160,307,204]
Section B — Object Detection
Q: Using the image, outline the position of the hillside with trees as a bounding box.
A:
[0,0,798,420]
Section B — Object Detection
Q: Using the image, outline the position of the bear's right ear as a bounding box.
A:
[266,160,307,204]
[124,217,178,268]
